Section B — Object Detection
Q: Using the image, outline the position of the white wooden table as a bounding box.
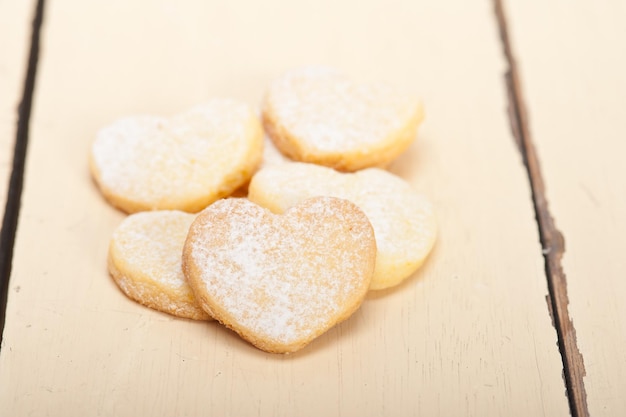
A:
[0,1,624,415]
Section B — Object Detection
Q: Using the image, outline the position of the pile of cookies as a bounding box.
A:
[91,66,437,354]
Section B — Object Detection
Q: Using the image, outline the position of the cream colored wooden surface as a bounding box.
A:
[0,0,34,211]
[506,0,626,415]
[0,1,569,415]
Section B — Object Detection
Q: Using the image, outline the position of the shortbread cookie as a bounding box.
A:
[248,162,437,290]
[262,66,424,171]
[108,210,212,320]
[260,134,290,168]
[90,99,263,213]
[182,197,376,353]
[230,136,290,198]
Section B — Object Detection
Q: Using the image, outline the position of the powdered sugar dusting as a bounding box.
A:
[265,66,419,153]
[111,211,195,288]
[91,98,261,211]
[187,198,374,347]
[248,163,437,288]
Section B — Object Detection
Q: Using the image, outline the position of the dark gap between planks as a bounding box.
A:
[493,1,589,416]
[0,0,45,347]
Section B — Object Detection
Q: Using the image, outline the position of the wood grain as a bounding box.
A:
[0,1,569,415]
[503,0,626,415]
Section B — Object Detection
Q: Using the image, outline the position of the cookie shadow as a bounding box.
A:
[366,237,439,301]
[386,127,434,182]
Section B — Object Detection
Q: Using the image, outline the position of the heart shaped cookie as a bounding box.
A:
[248,162,437,290]
[262,66,424,171]
[108,210,212,320]
[90,98,263,213]
[182,197,376,353]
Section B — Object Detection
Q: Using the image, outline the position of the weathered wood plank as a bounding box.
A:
[0,0,37,230]
[0,1,569,415]
[0,0,40,338]
[502,0,626,415]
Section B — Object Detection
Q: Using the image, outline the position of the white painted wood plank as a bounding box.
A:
[0,0,34,212]
[505,0,626,415]
[0,1,569,415]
